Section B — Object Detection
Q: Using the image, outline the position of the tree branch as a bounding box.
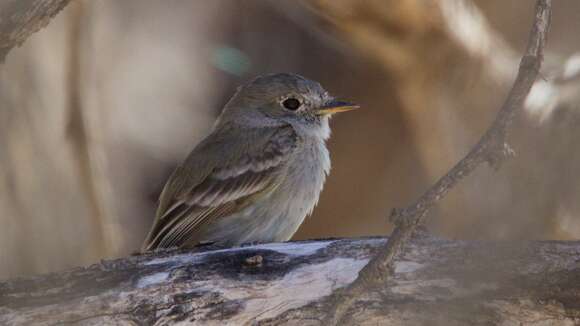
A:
[0,0,73,63]
[324,1,553,324]
[2,238,580,325]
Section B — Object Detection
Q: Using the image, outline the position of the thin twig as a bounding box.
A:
[324,1,552,324]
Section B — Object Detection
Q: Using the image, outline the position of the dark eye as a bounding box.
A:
[282,98,301,111]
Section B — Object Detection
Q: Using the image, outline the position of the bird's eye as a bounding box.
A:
[282,98,301,111]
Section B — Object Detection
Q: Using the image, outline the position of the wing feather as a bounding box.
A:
[141,124,298,251]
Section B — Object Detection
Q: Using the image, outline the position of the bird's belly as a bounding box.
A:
[202,141,330,245]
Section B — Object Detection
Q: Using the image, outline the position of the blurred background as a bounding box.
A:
[1,0,579,279]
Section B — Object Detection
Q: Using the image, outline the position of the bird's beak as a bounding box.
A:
[316,100,359,116]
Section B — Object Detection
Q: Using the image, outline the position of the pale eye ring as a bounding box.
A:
[282,97,301,111]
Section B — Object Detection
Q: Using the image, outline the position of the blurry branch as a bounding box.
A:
[438,0,517,80]
[65,2,111,258]
[324,0,552,324]
[525,52,580,122]
[304,0,447,81]
[0,0,73,63]
[265,0,352,56]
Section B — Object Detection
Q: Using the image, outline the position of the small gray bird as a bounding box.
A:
[141,73,358,252]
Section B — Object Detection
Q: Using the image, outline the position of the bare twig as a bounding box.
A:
[0,0,73,63]
[324,1,553,324]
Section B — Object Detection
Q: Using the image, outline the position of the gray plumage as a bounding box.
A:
[141,73,357,252]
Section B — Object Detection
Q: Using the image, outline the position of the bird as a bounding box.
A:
[141,73,358,252]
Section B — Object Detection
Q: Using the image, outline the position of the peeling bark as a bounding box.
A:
[1,237,580,325]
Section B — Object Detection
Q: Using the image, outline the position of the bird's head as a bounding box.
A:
[220,73,358,132]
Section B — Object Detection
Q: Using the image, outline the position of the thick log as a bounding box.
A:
[1,237,580,325]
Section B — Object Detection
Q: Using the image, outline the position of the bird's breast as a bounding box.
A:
[259,137,330,240]
[283,138,330,209]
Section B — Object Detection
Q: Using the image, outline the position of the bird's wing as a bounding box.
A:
[141,124,299,251]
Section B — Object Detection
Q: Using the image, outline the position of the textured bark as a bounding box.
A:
[0,0,73,62]
[1,237,580,325]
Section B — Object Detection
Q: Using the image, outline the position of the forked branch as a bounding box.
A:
[325,1,553,324]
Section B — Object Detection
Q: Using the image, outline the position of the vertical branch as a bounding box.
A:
[65,2,112,257]
[324,1,552,324]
